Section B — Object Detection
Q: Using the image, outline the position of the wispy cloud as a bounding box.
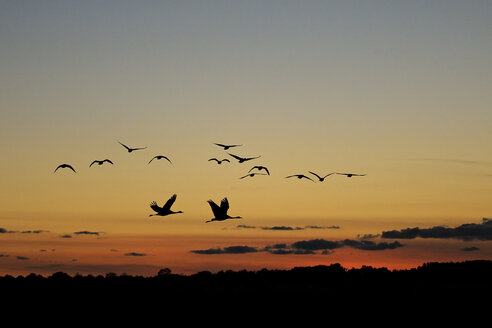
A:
[461,246,479,252]
[20,230,49,234]
[60,231,103,238]
[191,238,404,256]
[190,246,259,255]
[236,224,340,231]
[16,256,30,260]
[124,252,147,257]
[381,218,492,241]
[357,234,380,240]
[73,231,102,236]
[1,227,49,234]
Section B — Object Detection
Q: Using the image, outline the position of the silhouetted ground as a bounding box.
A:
[1,260,490,317]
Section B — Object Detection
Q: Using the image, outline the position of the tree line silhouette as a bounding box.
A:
[2,260,490,303]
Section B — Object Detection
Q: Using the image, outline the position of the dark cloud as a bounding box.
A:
[461,246,479,252]
[40,249,47,252]
[192,237,404,256]
[16,256,30,260]
[263,238,404,255]
[263,243,315,254]
[124,252,147,257]
[381,218,492,241]
[236,225,340,231]
[190,246,258,255]
[306,225,340,230]
[341,239,404,251]
[358,233,380,240]
[60,234,72,238]
[1,228,49,234]
[0,254,8,258]
[236,225,256,229]
[73,231,101,236]
[292,239,343,251]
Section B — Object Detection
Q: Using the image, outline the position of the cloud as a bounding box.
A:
[306,225,340,230]
[73,231,101,236]
[192,238,404,256]
[291,239,343,251]
[341,239,404,251]
[16,256,30,260]
[190,246,258,255]
[236,225,340,231]
[0,254,8,258]
[1,228,49,234]
[357,234,380,240]
[124,252,147,257]
[461,246,479,252]
[60,234,73,238]
[264,238,404,255]
[381,218,492,241]
[263,243,316,254]
[235,225,256,229]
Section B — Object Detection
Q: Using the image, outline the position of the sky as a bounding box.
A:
[0,0,491,276]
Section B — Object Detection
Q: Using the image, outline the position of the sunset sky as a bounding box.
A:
[1,0,491,276]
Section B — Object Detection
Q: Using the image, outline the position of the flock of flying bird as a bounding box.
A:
[54,141,366,223]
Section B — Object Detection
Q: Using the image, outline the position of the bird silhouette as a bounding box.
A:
[308,171,335,181]
[208,158,230,164]
[248,165,270,175]
[240,173,268,179]
[336,173,366,178]
[149,194,183,217]
[285,174,314,182]
[205,197,242,223]
[148,155,172,164]
[54,164,76,173]
[118,141,147,153]
[227,153,261,163]
[89,159,114,167]
[214,143,242,150]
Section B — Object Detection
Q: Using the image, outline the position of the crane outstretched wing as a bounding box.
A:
[227,153,243,160]
[207,200,222,218]
[309,171,321,180]
[163,194,177,211]
[104,159,114,164]
[220,198,229,213]
[118,141,130,150]
[150,201,161,213]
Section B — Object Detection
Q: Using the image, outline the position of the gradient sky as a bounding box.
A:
[1,0,491,276]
